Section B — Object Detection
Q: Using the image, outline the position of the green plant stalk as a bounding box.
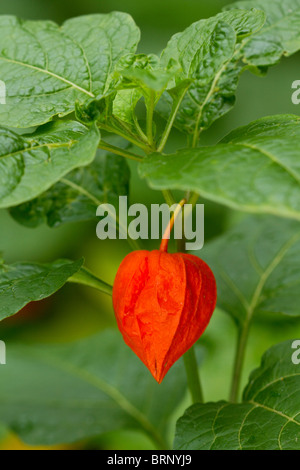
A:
[188,191,199,207]
[146,91,156,149]
[98,122,150,152]
[133,113,148,143]
[183,347,204,404]
[162,189,176,207]
[99,141,143,162]
[157,86,189,153]
[69,267,113,295]
[230,321,251,403]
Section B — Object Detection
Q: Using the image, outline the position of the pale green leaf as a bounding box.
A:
[113,89,142,129]
[116,53,177,94]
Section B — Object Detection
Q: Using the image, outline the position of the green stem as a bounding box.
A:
[98,123,150,153]
[69,267,113,296]
[157,86,189,153]
[162,189,176,207]
[229,321,251,403]
[188,191,199,207]
[183,347,204,404]
[192,124,202,148]
[133,114,148,144]
[146,91,155,149]
[99,141,143,162]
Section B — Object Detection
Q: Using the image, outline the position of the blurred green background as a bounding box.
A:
[0,0,300,450]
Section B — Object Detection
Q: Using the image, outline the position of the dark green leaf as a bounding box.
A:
[0,258,83,321]
[0,120,100,209]
[160,2,300,136]
[140,115,300,221]
[0,14,140,127]
[159,9,266,134]
[174,340,300,450]
[0,329,189,447]
[225,0,300,63]
[201,215,300,325]
[10,138,130,227]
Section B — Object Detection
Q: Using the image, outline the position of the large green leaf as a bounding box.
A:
[226,0,300,63]
[200,215,300,326]
[159,1,300,136]
[0,120,100,209]
[174,340,300,450]
[0,14,140,128]
[10,138,130,228]
[140,115,300,221]
[0,258,83,321]
[0,329,189,447]
[159,9,266,135]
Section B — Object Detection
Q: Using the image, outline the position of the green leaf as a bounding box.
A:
[174,340,300,450]
[0,120,100,209]
[201,215,300,326]
[159,9,266,135]
[0,258,83,321]
[161,10,265,76]
[0,13,140,128]
[0,329,189,447]
[160,2,300,137]
[116,53,177,94]
[9,138,130,228]
[140,115,300,221]
[113,53,179,140]
[113,89,143,131]
[225,0,300,63]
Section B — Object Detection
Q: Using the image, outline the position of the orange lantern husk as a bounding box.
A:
[112,200,217,383]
